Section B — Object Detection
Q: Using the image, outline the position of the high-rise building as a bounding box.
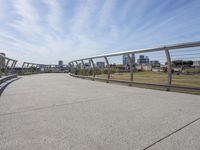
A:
[123,55,128,65]
[96,62,105,68]
[58,60,63,67]
[137,55,149,64]
[122,54,135,65]
[58,60,63,71]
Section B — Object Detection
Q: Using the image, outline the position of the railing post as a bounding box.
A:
[0,57,3,78]
[14,61,17,74]
[127,53,134,86]
[49,65,53,72]
[46,65,48,72]
[45,65,48,72]
[70,63,73,74]
[26,63,30,73]
[36,64,39,73]
[81,60,86,77]
[5,59,10,76]
[70,63,74,74]
[165,48,172,91]
[45,65,47,72]
[44,65,47,72]
[71,62,75,74]
[41,65,44,73]
[89,58,95,80]
[75,61,79,75]
[68,63,72,74]
[11,61,15,73]
[22,62,25,74]
[31,64,34,73]
[104,56,110,83]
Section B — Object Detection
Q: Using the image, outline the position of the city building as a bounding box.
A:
[58,60,63,67]
[81,62,90,69]
[137,55,149,64]
[123,55,128,65]
[96,62,105,68]
[136,64,152,71]
[110,64,125,72]
[150,60,160,67]
[193,60,200,68]
[122,54,135,66]
[58,60,63,71]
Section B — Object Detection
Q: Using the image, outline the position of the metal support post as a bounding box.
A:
[89,58,95,80]
[11,61,15,73]
[22,62,25,74]
[127,54,133,86]
[31,64,34,73]
[75,61,79,75]
[104,56,110,82]
[165,49,172,91]
[5,59,10,75]
[0,57,3,77]
[81,60,86,77]
[13,61,17,73]
[26,63,30,73]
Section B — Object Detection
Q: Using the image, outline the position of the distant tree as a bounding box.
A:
[172,60,193,67]
[110,68,116,74]
[80,69,84,75]
[102,69,108,74]
[88,68,93,76]
[95,68,102,75]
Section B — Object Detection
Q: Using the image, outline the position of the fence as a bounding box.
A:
[68,41,200,93]
[0,53,18,86]
[21,62,68,74]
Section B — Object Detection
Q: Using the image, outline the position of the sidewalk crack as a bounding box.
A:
[143,117,200,150]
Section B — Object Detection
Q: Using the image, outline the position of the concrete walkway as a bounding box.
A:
[0,73,200,150]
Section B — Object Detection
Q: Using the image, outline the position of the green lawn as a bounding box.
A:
[96,71,200,88]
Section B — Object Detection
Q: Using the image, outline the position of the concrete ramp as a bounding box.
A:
[0,73,200,150]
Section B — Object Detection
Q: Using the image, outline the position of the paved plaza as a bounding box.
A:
[0,73,200,150]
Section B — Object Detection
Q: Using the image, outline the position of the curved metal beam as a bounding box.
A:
[69,41,200,63]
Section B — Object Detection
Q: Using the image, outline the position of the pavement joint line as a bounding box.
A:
[142,117,200,150]
[0,94,131,117]
[1,89,75,97]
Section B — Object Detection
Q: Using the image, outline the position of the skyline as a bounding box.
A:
[0,0,200,66]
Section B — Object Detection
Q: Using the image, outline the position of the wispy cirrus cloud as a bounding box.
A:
[0,0,200,66]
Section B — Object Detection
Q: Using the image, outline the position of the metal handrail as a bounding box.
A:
[69,41,200,92]
[21,62,68,74]
[69,41,200,62]
[0,53,17,62]
[0,53,18,77]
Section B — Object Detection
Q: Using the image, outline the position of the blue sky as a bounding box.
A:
[0,0,200,66]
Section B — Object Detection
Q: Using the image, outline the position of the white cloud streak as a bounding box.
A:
[0,0,199,66]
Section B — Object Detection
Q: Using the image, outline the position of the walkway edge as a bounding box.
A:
[0,77,21,96]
